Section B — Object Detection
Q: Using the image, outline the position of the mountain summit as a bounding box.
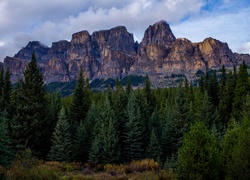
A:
[2,20,250,86]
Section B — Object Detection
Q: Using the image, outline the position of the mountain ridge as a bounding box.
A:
[2,20,250,86]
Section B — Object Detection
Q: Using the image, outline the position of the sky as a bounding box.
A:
[0,0,250,62]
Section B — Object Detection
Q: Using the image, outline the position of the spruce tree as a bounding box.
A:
[0,68,4,111]
[89,97,120,164]
[72,121,88,162]
[48,108,71,162]
[123,91,144,162]
[178,121,220,179]
[11,52,48,158]
[208,70,219,107]
[147,128,162,162]
[233,62,250,121]
[69,68,87,131]
[197,91,221,131]
[0,112,13,166]
[171,86,190,151]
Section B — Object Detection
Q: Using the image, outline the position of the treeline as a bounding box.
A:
[0,53,250,179]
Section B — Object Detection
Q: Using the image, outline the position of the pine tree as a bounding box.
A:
[0,68,4,111]
[69,68,87,132]
[2,69,12,117]
[147,128,162,161]
[161,102,175,161]
[233,62,250,121]
[197,91,221,131]
[171,86,190,151]
[89,97,120,164]
[222,114,250,179]
[11,52,48,158]
[223,71,235,128]
[0,112,13,166]
[123,91,144,162]
[178,121,220,179]
[143,74,155,114]
[72,121,88,162]
[48,108,71,162]
[208,70,219,107]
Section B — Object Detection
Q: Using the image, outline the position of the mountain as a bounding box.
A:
[3,20,250,86]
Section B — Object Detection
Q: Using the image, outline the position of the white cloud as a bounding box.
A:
[238,42,250,54]
[0,0,250,62]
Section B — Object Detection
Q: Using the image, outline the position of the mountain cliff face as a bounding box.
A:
[3,20,250,86]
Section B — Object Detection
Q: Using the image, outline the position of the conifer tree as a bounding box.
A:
[2,69,12,117]
[48,108,71,162]
[11,52,48,158]
[143,74,155,114]
[208,70,219,107]
[89,97,120,164]
[147,128,162,161]
[69,68,87,131]
[161,102,175,161]
[0,68,4,111]
[171,86,190,150]
[233,62,250,121]
[197,91,221,131]
[72,121,88,162]
[124,91,144,162]
[178,121,220,179]
[0,112,13,166]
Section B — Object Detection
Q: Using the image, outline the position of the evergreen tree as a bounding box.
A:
[171,86,190,151]
[222,114,250,179]
[147,128,162,161]
[233,62,250,121]
[72,121,88,162]
[161,102,175,161]
[143,74,155,114]
[123,91,144,162]
[69,68,87,132]
[0,68,4,111]
[11,52,48,158]
[197,91,221,131]
[89,136,102,164]
[89,97,120,164]
[2,69,12,117]
[0,112,13,166]
[222,71,235,128]
[208,70,219,107]
[48,108,71,162]
[178,121,220,179]
[221,119,240,179]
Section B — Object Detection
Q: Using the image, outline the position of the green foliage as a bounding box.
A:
[197,91,221,131]
[124,91,144,162]
[48,108,72,162]
[0,112,13,166]
[89,97,120,164]
[69,69,90,132]
[146,128,162,161]
[222,113,250,179]
[233,62,250,121]
[72,121,88,163]
[11,52,48,158]
[178,121,220,179]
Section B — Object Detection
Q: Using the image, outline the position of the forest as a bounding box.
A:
[0,52,250,179]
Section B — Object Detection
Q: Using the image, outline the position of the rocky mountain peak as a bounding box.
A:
[2,20,250,86]
[198,37,236,68]
[71,30,91,44]
[14,41,49,62]
[141,20,176,47]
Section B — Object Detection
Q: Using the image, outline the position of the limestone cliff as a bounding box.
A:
[3,20,250,86]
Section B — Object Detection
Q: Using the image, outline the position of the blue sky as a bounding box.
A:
[0,0,249,62]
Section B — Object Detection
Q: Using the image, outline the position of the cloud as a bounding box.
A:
[171,1,250,54]
[1,0,250,62]
[238,42,250,54]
